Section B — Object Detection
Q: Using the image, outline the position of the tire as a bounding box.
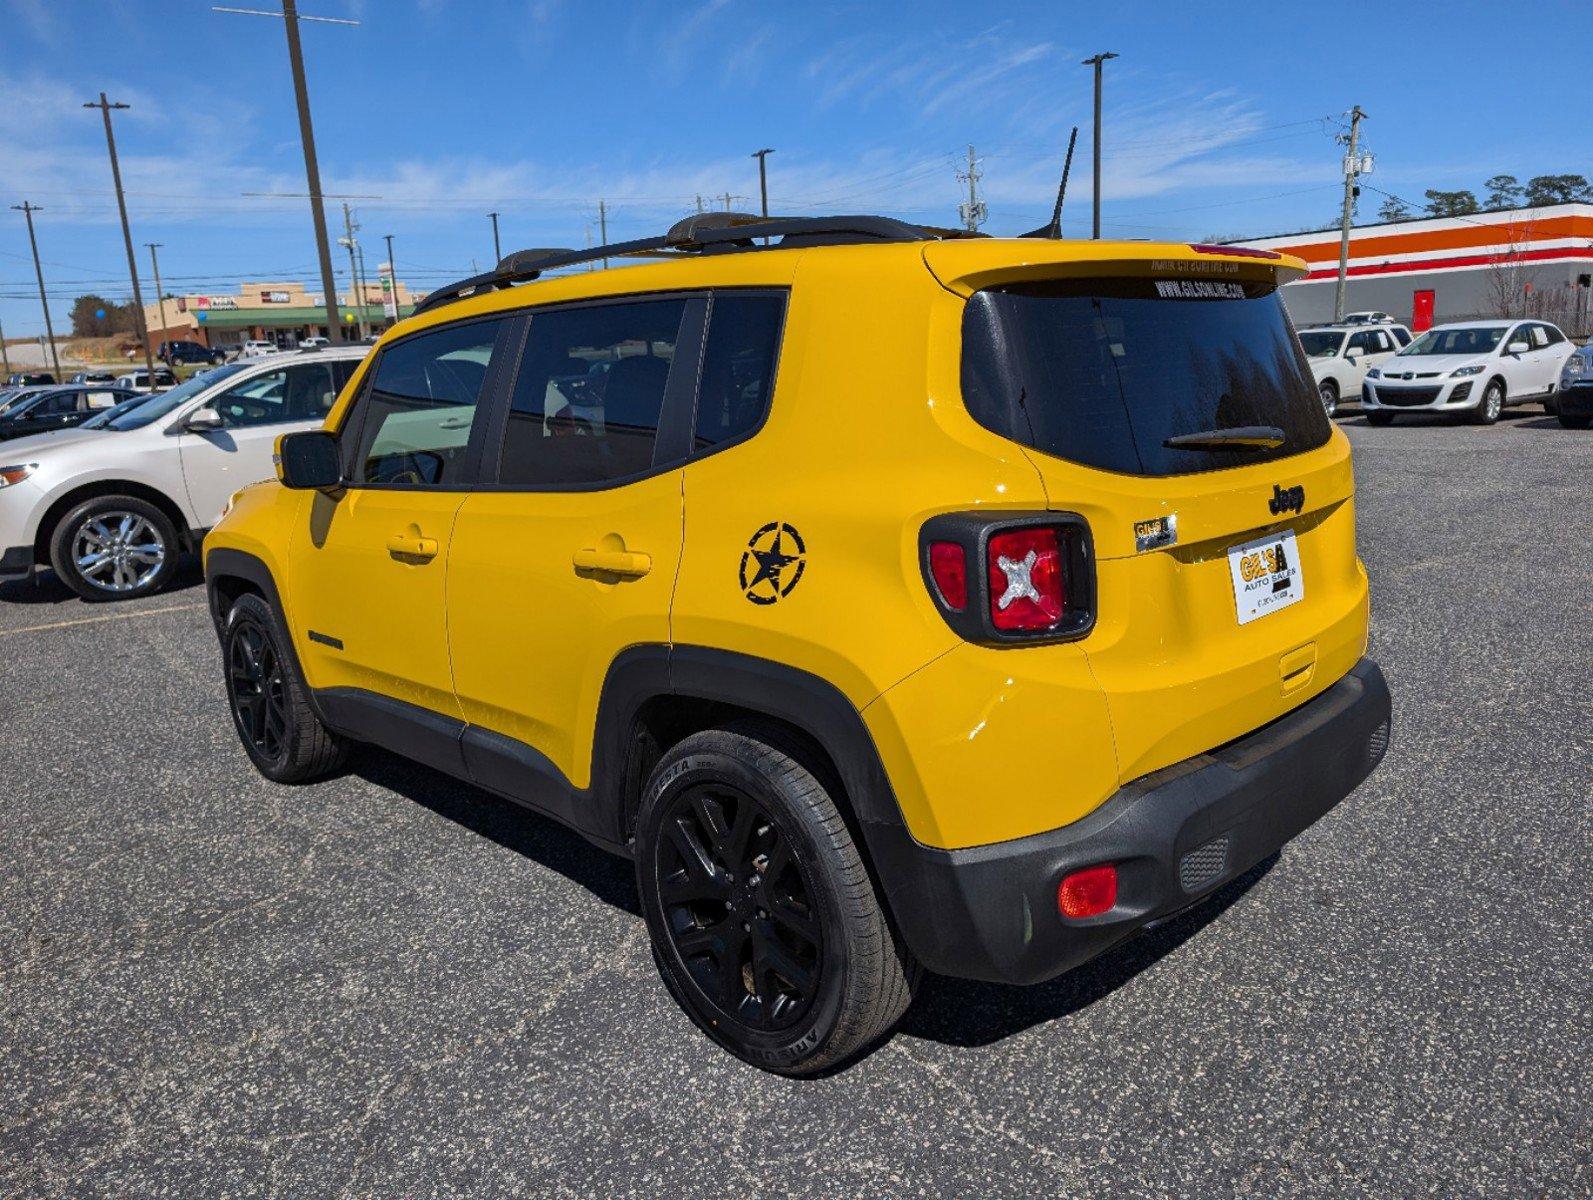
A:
[48,494,180,602]
[222,592,347,783]
[1559,411,1592,429]
[635,725,917,1076]
[1365,411,1395,427]
[1317,379,1339,418]
[1472,379,1505,425]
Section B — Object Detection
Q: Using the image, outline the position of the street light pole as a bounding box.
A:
[146,243,170,350]
[84,92,156,380]
[489,211,502,264]
[11,202,62,378]
[752,148,774,218]
[1081,52,1118,239]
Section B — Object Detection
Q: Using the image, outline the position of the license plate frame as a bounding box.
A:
[1227,530,1304,625]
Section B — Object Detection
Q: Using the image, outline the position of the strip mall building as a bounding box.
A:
[1233,202,1593,333]
[141,278,419,351]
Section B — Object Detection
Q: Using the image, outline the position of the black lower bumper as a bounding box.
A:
[871,657,1392,985]
[1554,383,1593,419]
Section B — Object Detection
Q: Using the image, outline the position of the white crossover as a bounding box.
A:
[1297,323,1411,416]
[1363,320,1575,425]
[0,348,364,599]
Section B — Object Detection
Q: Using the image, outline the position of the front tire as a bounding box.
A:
[223,593,347,783]
[1559,411,1592,429]
[48,495,179,601]
[635,726,917,1075]
[1472,379,1505,425]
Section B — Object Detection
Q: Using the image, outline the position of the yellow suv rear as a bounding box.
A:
[205,214,1391,1075]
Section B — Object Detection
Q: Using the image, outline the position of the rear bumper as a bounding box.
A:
[872,657,1392,984]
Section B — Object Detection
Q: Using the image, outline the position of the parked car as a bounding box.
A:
[4,372,56,386]
[298,336,331,350]
[1363,320,1576,425]
[240,340,281,358]
[202,217,1391,1074]
[1342,311,1397,326]
[1551,343,1593,428]
[69,371,117,384]
[1297,323,1411,416]
[114,368,180,394]
[0,347,363,599]
[159,340,225,367]
[0,385,134,442]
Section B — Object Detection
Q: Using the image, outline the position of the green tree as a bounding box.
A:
[1524,174,1593,206]
[68,294,140,338]
[1423,189,1480,217]
[1377,195,1412,221]
[1484,174,1525,208]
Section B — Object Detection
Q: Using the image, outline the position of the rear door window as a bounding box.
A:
[694,292,786,451]
[961,278,1331,476]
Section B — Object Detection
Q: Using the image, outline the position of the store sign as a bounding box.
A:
[192,296,239,310]
[260,290,292,304]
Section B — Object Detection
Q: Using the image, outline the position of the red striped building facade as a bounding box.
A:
[1234,203,1593,333]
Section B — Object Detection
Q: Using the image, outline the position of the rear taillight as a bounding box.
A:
[986,527,1065,631]
[919,512,1095,645]
[927,541,968,610]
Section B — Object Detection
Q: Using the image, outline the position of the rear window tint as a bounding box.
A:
[961,278,1331,476]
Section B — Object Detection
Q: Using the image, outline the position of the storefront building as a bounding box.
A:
[1232,202,1593,334]
[142,278,420,350]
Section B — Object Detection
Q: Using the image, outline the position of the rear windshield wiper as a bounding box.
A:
[1163,425,1286,451]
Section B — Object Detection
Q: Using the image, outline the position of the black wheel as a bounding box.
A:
[1318,379,1339,418]
[223,592,347,783]
[1472,379,1505,425]
[1559,411,1591,429]
[635,726,917,1075]
[1365,411,1395,427]
[48,494,179,601]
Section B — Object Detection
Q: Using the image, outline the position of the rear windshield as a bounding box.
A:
[961,278,1331,476]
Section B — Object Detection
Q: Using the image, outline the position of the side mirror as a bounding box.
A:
[1507,341,1529,355]
[185,406,224,432]
[277,429,342,490]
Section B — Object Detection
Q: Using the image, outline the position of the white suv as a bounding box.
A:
[1363,320,1575,425]
[0,348,364,599]
[1297,323,1411,416]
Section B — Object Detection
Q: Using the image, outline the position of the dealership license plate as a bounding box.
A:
[1227,531,1304,625]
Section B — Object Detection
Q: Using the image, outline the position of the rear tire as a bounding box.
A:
[223,592,347,783]
[1365,411,1395,427]
[1472,379,1505,425]
[48,494,179,602]
[635,725,917,1075]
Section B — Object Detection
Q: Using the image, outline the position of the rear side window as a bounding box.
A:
[350,319,506,486]
[498,298,685,486]
[694,293,785,450]
[961,278,1331,476]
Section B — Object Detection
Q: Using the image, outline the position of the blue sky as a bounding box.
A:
[2,0,1590,338]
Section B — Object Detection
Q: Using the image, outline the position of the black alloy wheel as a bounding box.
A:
[227,613,289,767]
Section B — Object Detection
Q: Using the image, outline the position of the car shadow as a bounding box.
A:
[0,556,205,606]
[898,854,1279,1048]
[345,744,642,917]
[347,739,1282,1053]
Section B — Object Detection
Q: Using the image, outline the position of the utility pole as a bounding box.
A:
[215,2,355,341]
[339,202,365,340]
[721,192,734,212]
[383,232,398,325]
[146,243,170,348]
[489,211,501,264]
[1082,52,1118,239]
[752,148,773,218]
[0,318,11,377]
[11,203,62,378]
[1334,105,1370,323]
[84,93,155,379]
[957,145,986,233]
[355,241,370,333]
[598,199,608,269]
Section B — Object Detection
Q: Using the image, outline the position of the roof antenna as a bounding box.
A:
[1022,126,1078,239]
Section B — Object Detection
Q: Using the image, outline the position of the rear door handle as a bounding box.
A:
[387,532,439,560]
[572,548,652,578]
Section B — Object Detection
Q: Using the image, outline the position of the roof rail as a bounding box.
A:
[412,213,962,317]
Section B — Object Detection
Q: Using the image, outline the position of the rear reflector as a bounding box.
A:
[928,541,968,610]
[987,527,1065,631]
[1058,864,1117,919]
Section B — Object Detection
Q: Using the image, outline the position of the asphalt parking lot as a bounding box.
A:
[1,410,1588,1198]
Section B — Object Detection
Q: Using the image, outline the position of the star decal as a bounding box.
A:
[994,549,1041,611]
[739,522,808,605]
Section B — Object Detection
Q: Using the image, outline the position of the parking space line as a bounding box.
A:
[0,602,206,639]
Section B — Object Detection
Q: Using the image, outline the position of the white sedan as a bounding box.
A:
[1362,320,1575,425]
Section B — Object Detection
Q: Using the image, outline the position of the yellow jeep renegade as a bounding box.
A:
[206,213,1391,1074]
